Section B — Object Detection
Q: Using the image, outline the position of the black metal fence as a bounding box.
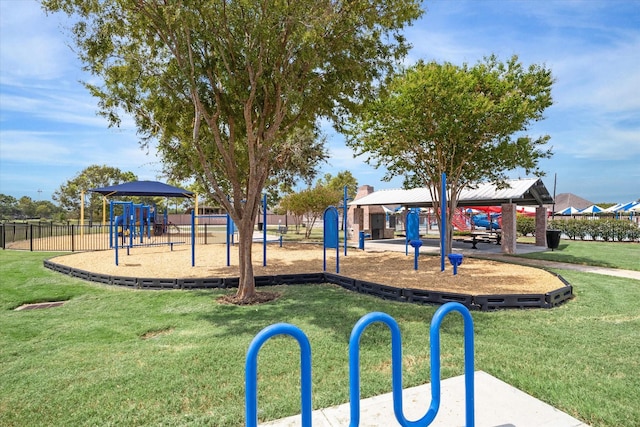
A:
[1,222,232,252]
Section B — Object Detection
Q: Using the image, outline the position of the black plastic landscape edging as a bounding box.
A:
[43,259,574,310]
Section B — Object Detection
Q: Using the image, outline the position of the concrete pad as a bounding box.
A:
[260,371,589,427]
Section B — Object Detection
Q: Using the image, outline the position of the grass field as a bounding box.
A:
[517,239,640,271]
[1,245,639,426]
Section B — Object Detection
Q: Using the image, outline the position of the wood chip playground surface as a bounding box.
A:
[50,242,564,295]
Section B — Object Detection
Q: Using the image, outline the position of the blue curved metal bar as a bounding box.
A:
[349,312,404,427]
[349,303,474,427]
[245,323,313,427]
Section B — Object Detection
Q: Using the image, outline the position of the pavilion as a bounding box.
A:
[348,178,554,254]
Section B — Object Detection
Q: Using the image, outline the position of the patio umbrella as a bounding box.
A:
[578,204,603,214]
[556,206,580,215]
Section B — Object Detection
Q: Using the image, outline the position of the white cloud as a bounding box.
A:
[0,130,74,163]
[0,0,77,83]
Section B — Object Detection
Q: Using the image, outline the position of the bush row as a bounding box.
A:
[548,218,640,242]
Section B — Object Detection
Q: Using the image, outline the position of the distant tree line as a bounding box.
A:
[0,194,64,221]
[2,164,358,226]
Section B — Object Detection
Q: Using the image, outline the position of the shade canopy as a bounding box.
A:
[577,204,603,214]
[90,180,194,198]
[556,206,580,215]
[614,201,640,212]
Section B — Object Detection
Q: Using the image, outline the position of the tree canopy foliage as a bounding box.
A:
[317,171,359,203]
[53,165,137,222]
[346,55,554,252]
[0,195,62,220]
[43,0,422,300]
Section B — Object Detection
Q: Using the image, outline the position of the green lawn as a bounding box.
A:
[517,239,640,271]
[1,250,639,426]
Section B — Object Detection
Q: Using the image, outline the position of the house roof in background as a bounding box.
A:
[549,193,593,212]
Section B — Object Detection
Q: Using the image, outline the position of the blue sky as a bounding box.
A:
[1,0,639,204]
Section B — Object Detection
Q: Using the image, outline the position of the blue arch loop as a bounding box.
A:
[245,302,475,427]
[245,323,313,427]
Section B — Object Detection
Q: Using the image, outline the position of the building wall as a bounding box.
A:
[348,185,393,239]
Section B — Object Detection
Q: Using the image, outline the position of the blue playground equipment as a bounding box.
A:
[405,207,420,256]
[471,213,500,230]
[245,302,475,427]
[109,200,170,266]
[191,210,234,267]
[191,194,282,268]
[323,206,340,273]
[109,200,157,248]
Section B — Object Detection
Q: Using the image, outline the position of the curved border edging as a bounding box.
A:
[43,260,573,311]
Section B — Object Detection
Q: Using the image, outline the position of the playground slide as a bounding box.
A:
[472,214,500,230]
[451,210,470,231]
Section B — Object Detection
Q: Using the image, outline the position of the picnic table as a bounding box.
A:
[463,231,501,249]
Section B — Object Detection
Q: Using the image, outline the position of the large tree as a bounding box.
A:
[346,56,554,253]
[43,0,422,301]
[53,165,137,221]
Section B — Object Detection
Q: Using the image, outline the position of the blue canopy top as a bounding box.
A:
[90,180,194,198]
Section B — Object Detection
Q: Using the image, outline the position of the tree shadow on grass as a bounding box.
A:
[193,283,440,343]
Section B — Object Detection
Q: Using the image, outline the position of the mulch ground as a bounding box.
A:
[50,242,564,295]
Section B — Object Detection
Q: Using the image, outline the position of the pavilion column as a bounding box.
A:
[535,206,548,247]
[501,203,517,254]
[352,208,364,236]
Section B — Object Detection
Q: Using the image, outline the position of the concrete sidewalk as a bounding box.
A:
[261,371,589,426]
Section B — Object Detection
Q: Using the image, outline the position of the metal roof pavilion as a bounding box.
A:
[350,178,553,208]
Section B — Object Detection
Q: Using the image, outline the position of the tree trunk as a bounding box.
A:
[235,216,257,300]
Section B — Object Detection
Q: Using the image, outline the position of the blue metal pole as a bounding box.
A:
[226,214,231,267]
[263,193,267,267]
[128,202,134,248]
[109,200,114,248]
[441,173,447,272]
[344,186,348,256]
[191,209,195,267]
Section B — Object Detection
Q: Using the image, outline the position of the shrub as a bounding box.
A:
[549,218,639,242]
[516,215,536,236]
